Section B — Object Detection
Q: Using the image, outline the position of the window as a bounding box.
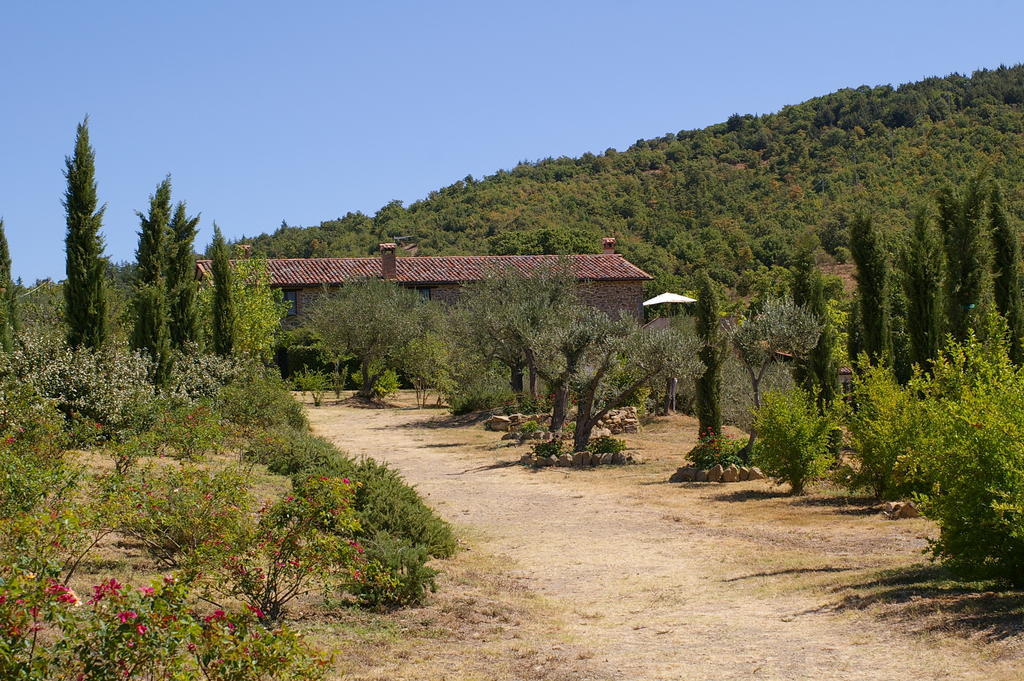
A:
[283,290,298,316]
[415,287,432,301]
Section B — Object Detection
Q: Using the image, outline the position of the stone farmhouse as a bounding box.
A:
[196,238,653,320]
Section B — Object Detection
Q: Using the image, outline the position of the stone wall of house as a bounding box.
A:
[577,281,645,320]
[428,285,461,304]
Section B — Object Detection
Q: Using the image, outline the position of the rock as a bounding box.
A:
[531,431,546,440]
[611,451,626,465]
[669,466,697,483]
[575,451,592,468]
[707,464,724,483]
[695,469,708,482]
[591,427,613,439]
[748,467,765,481]
[882,501,898,514]
[485,415,512,432]
[556,453,573,467]
[893,501,920,519]
[721,465,739,483]
[519,453,534,465]
[738,467,750,481]
[599,452,613,465]
[501,432,518,441]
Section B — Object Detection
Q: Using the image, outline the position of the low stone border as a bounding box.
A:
[669,464,766,483]
[520,451,640,468]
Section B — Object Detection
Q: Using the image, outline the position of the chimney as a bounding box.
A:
[236,243,253,258]
[380,242,397,279]
[602,237,617,254]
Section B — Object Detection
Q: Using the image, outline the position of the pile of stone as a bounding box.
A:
[668,464,766,483]
[595,407,640,435]
[882,500,920,519]
[484,413,550,432]
[520,450,639,468]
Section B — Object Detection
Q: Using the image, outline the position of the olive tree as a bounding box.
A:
[550,309,702,451]
[454,262,578,397]
[729,297,821,452]
[305,278,425,398]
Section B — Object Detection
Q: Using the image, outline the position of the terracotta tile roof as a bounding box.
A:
[196,254,652,287]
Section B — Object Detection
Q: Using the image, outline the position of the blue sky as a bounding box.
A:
[2,0,1023,282]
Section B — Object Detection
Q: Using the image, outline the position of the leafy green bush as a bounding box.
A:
[370,368,400,400]
[843,363,925,499]
[518,420,541,434]
[217,369,307,434]
[687,427,745,469]
[348,532,437,609]
[167,346,251,401]
[912,336,1024,584]
[0,381,75,517]
[446,369,514,415]
[294,369,329,406]
[113,465,252,569]
[532,438,566,459]
[150,401,227,461]
[588,435,627,455]
[247,428,353,478]
[752,388,834,494]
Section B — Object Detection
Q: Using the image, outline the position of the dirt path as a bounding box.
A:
[308,403,1023,681]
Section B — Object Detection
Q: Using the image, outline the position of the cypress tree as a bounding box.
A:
[167,201,201,348]
[849,214,891,365]
[131,178,173,385]
[211,225,235,356]
[0,219,15,352]
[63,118,107,349]
[793,264,839,406]
[937,175,991,341]
[902,209,945,370]
[694,272,723,437]
[990,183,1024,364]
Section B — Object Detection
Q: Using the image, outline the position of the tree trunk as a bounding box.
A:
[510,365,524,394]
[525,349,539,400]
[664,377,678,414]
[550,385,570,431]
[573,390,597,452]
[358,361,373,398]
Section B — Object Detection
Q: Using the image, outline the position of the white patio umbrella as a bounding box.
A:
[642,291,697,306]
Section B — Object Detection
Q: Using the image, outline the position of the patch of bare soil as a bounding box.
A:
[306,399,1024,681]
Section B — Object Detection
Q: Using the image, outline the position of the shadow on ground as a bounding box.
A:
[822,564,1024,641]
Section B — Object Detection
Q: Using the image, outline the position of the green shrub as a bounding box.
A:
[113,465,252,569]
[0,381,75,517]
[217,370,307,434]
[293,370,329,407]
[247,429,353,478]
[518,420,541,434]
[348,532,437,609]
[844,363,925,499]
[532,438,565,459]
[370,369,400,400]
[588,435,627,456]
[752,388,833,495]
[150,401,227,461]
[912,336,1024,584]
[687,427,745,469]
[167,346,251,401]
[446,370,514,415]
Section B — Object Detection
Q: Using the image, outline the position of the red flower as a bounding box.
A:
[136,624,148,635]
[117,611,138,623]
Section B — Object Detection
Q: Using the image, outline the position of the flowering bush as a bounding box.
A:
[150,401,227,461]
[112,465,252,569]
[167,345,252,401]
[210,476,363,622]
[2,332,158,443]
[0,570,329,680]
[687,427,745,469]
[0,380,75,517]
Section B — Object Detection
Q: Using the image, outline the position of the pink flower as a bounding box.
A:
[138,587,155,596]
[204,609,226,623]
[117,611,138,623]
[246,605,265,619]
[136,624,148,635]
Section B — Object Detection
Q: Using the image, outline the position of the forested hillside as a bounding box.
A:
[245,65,1024,295]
